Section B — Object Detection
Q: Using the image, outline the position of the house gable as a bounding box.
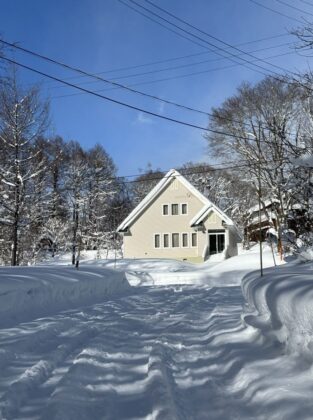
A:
[117,169,241,261]
[117,169,209,232]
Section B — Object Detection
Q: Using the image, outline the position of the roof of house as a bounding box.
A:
[117,168,237,233]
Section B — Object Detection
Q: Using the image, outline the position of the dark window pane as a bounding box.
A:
[182,233,188,247]
[192,233,197,247]
[164,234,169,248]
[172,233,179,247]
[163,205,168,215]
[182,204,187,214]
[155,234,160,248]
[171,204,179,215]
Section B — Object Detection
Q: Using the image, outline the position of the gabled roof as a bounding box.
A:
[117,168,235,232]
[190,203,234,227]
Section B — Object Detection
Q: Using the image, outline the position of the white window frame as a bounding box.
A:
[191,232,198,248]
[181,232,189,248]
[162,203,169,216]
[171,203,179,216]
[181,203,188,215]
[163,233,170,248]
[172,232,180,248]
[154,233,161,249]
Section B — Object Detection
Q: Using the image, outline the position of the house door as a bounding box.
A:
[208,230,225,255]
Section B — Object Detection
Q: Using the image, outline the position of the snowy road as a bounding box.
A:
[0,283,312,420]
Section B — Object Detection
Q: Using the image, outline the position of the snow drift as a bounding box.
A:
[242,260,313,358]
[0,266,130,328]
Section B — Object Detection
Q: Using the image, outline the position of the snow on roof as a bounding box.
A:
[247,199,280,215]
[117,169,236,232]
[190,203,234,227]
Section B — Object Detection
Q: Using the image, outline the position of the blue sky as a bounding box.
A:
[1,0,312,176]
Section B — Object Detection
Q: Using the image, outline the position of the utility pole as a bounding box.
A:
[257,123,264,277]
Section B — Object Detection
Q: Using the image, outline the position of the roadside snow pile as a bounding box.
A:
[242,260,313,358]
[0,266,130,328]
[101,244,281,286]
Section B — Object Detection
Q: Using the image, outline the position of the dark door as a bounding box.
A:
[209,233,225,255]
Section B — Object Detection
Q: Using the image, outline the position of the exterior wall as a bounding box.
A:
[123,178,206,261]
[226,229,239,257]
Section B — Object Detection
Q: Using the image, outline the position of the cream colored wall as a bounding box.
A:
[123,178,207,260]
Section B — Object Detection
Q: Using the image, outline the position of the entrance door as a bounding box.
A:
[208,231,225,255]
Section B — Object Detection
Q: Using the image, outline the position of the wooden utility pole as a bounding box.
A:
[257,123,264,277]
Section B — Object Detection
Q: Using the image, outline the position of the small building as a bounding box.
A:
[117,169,241,262]
[244,199,280,242]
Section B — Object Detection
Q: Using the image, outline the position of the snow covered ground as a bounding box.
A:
[0,246,313,419]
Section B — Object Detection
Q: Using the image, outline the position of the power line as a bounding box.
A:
[141,0,293,76]
[1,55,296,145]
[0,39,296,131]
[117,157,294,184]
[37,32,291,87]
[273,0,313,17]
[119,0,313,95]
[299,0,313,7]
[0,55,263,141]
[123,0,294,81]
[47,40,294,92]
[247,0,304,24]
[51,50,294,100]
[0,38,213,118]
[118,0,275,79]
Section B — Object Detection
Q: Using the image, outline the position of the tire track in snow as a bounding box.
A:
[0,317,75,372]
[0,327,99,420]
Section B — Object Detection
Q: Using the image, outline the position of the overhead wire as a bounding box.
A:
[247,0,304,24]
[122,0,294,80]
[273,0,313,17]
[46,40,295,92]
[0,39,298,131]
[141,0,293,76]
[50,50,295,102]
[39,32,291,87]
[1,55,300,145]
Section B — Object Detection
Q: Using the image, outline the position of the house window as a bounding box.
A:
[154,234,160,248]
[163,204,169,215]
[181,204,187,214]
[172,233,179,247]
[182,233,188,247]
[171,204,179,215]
[191,232,197,247]
[163,234,169,248]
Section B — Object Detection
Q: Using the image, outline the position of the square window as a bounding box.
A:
[163,204,168,215]
[154,234,160,248]
[172,233,179,247]
[171,204,179,215]
[163,234,169,248]
[181,204,187,214]
[191,233,197,247]
[182,233,188,247]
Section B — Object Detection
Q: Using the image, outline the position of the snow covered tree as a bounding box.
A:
[131,164,163,206]
[64,141,88,266]
[84,144,117,255]
[0,67,49,265]
[205,77,304,250]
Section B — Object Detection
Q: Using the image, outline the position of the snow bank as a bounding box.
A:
[242,261,313,358]
[101,244,280,286]
[0,266,130,328]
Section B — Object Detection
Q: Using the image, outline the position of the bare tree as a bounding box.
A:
[0,66,49,265]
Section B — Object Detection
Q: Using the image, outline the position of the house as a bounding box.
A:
[117,169,241,262]
[244,199,280,242]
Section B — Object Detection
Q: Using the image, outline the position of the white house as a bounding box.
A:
[117,169,241,262]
